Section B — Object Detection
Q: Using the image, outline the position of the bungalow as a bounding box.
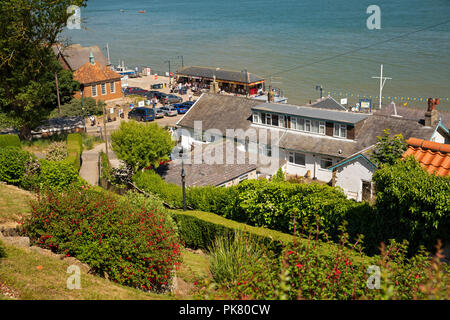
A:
[176,93,450,196]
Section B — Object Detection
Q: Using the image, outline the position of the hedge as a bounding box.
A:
[66,133,83,171]
[0,146,33,185]
[0,134,20,149]
[170,209,374,264]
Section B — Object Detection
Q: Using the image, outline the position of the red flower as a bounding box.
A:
[287,250,294,255]
[296,263,303,269]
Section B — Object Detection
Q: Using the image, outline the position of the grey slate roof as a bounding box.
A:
[176,66,264,84]
[156,141,257,187]
[252,103,369,124]
[177,93,261,133]
[177,93,439,159]
[52,44,108,71]
[309,96,347,111]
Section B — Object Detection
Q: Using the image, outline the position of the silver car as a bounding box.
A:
[160,106,178,117]
[154,108,165,119]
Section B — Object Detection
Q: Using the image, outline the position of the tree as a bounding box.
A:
[272,167,285,182]
[111,121,175,173]
[0,0,86,139]
[370,129,407,167]
[49,97,105,118]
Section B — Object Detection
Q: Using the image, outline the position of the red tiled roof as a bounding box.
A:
[403,138,450,176]
[73,61,121,85]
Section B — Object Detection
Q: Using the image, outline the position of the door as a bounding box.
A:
[362,180,372,201]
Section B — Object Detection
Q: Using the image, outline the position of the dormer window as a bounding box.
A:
[253,112,260,124]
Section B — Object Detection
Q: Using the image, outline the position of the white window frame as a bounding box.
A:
[101,83,106,95]
[110,81,115,93]
[266,113,272,126]
[91,85,97,97]
[319,121,326,134]
[305,119,311,132]
[253,112,260,124]
[334,123,347,138]
[279,115,285,128]
[288,151,305,166]
[311,120,319,133]
[290,117,297,130]
[320,156,333,169]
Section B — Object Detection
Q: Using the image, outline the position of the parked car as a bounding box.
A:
[123,87,148,96]
[128,107,155,122]
[172,102,192,114]
[159,93,182,104]
[159,106,178,117]
[154,108,165,119]
[143,90,161,99]
[154,92,168,102]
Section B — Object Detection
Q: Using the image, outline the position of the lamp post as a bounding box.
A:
[180,149,186,211]
[165,60,171,86]
[80,84,86,132]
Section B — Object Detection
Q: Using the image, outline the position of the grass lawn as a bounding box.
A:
[0,241,169,300]
[0,183,33,225]
[0,182,212,300]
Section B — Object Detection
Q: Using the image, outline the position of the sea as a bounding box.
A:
[63,0,450,110]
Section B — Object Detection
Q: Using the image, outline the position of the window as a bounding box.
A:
[311,120,319,133]
[266,113,272,126]
[279,115,285,128]
[305,119,311,132]
[253,112,260,124]
[261,112,266,124]
[239,174,249,183]
[290,117,297,130]
[288,152,305,166]
[298,118,304,131]
[101,83,106,95]
[272,114,279,127]
[319,121,326,134]
[110,81,115,93]
[320,157,333,169]
[334,123,347,138]
[265,145,272,157]
[91,85,97,97]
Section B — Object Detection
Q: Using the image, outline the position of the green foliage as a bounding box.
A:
[372,156,450,252]
[0,0,85,138]
[38,159,81,191]
[45,142,67,161]
[0,146,33,184]
[49,98,106,118]
[371,129,408,167]
[0,134,21,149]
[186,185,239,214]
[82,133,102,150]
[133,170,183,207]
[23,186,182,292]
[208,232,268,284]
[272,167,285,182]
[66,133,83,171]
[111,121,175,173]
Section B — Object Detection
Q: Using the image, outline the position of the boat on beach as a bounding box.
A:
[138,10,146,13]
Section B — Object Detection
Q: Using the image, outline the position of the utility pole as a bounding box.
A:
[372,64,391,110]
[55,73,61,117]
[165,60,171,86]
[103,105,109,161]
[315,85,323,99]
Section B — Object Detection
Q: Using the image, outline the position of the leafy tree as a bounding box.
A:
[0,0,86,139]
[372,156,450,253]
[370,129,407,167]
[49,97,105,118]
[272,167,285,182]
[111,121,175,173]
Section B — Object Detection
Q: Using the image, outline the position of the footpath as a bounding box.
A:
[79,143,122,186]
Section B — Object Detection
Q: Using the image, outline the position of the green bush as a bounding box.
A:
[66,133,83,171]
[0,147,33,185]
[49,97,105,118]
[373,157,450,253]
[186,185,239,214]
[23,186,182,292]
[38,159,80,191]
[133,170,183,207]
[0,239,6,259]
[0,134,21,149]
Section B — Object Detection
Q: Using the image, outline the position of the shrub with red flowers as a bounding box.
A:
[198,222,449,300]
[22,186,182,292]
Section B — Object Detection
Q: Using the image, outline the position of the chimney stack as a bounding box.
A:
[425,98,439,127]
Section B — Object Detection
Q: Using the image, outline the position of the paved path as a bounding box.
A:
[79,143,122,186]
